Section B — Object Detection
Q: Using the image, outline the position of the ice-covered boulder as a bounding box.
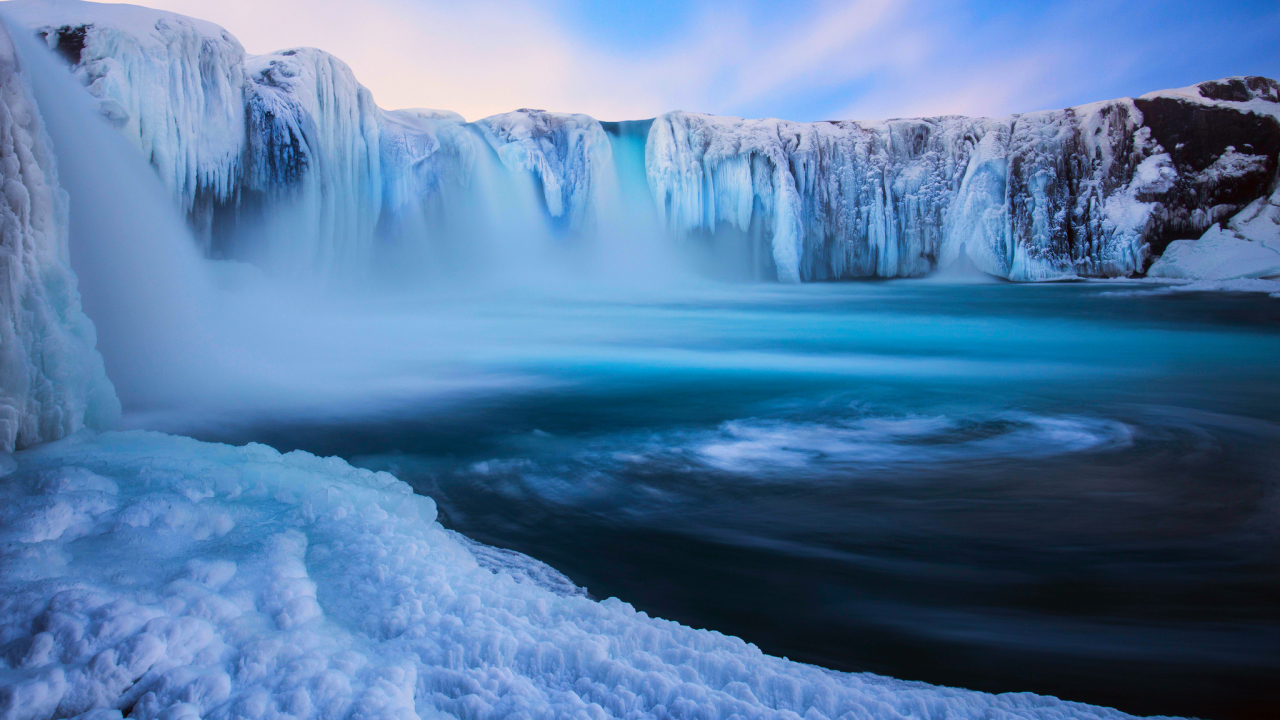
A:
[0,430,1159,720]
[0,18,117,452]
[1148,221,1280,281]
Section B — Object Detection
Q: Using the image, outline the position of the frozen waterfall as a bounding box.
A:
[8,0,1280,285]
[0,17,116,452]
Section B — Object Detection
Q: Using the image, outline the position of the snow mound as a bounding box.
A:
[0,18,118,452]
[1148,184,1280,282]
[1147,225,1280,280]
[1,431,1166,720]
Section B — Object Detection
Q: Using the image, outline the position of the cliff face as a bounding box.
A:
[648,81,1280,282]
[7,1,1280,284]
[0,18,117,452]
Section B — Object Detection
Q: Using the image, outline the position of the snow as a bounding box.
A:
[0,18,117,452]
[1147,184,1280,282]
[1147,225,1280,280]
[0,430,1166,720]
[1225,186,1280,250]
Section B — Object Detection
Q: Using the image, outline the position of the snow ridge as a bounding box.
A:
[0,19,117,452]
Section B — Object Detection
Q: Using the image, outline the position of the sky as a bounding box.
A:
[100,0,1280,123]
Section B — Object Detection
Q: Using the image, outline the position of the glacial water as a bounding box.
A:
[174,280,1280,720]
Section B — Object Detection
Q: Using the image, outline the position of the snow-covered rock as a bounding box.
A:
[0,430,1164,720]
[1225,186,1280,250]
[0,18,117,452]
[1147,228,1280,281]
[1147,224,1280,280]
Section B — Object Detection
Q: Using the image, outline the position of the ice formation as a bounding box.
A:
[646,86,1278,282]
[0,19,116,452]
[0,430,1162,720]
[8,0,1280,284]
[477,110,616,232]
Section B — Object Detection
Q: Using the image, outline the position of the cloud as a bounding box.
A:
[96,0,1279,123]
[94,0,938,120]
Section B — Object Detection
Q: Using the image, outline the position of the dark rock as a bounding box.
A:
[1133,95,1280,255]
[39,25,91,66]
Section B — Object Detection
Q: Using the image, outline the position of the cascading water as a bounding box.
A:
[7,16,224,410]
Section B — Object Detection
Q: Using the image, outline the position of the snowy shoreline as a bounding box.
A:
[1,430,1172,720]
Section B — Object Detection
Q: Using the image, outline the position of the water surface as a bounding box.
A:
[186,281,1280,720]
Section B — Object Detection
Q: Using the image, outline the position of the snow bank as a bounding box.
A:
[1148,182,1280,281]
[0,18,117,452]
[0,430,1164,720]
[1147,225,1280,280]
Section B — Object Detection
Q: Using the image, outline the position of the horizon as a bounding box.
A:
[76,0,1280,123]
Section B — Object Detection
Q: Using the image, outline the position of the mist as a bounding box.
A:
[5,18,720,433]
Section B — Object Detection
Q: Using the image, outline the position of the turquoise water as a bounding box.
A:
[190,281,1280,720]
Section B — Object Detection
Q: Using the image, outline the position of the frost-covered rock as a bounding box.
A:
[1147,226,1280,280]
[1147,175,1280,281]
[1,430,1164,720]
[0,19,117,452]
[1148,224,1280,280]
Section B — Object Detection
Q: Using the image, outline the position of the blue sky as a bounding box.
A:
[106,0,1280,121]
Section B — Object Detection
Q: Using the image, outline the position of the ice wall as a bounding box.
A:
[5,0,481,278]
[7,0,246,252]
[647,87,1280,282]
[6,0,1280,284]
[0,18,117,452]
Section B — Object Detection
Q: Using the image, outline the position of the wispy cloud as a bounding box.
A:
[97,0,1279,122]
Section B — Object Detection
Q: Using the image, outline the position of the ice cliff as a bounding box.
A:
[648,80,1280,281]
[9,0,1280,284]
[0,18,116,453]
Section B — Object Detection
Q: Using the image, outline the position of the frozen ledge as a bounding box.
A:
[0,431,1168,720]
